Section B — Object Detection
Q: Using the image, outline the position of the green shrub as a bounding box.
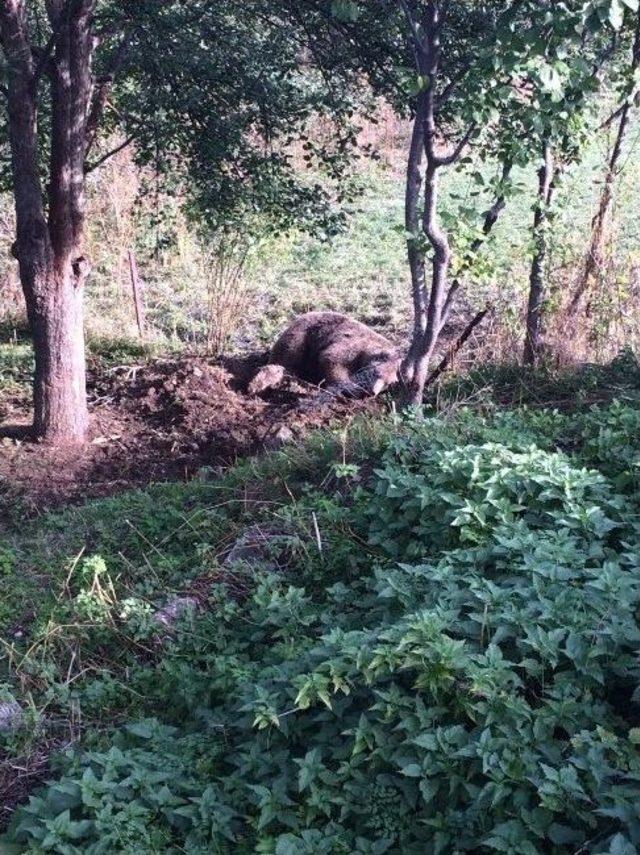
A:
[5,405,640,853]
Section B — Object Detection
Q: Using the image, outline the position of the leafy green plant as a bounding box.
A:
[4,401,640,852]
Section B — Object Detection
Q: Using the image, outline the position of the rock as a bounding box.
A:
[224,523,297,571]
[153,596,199,630]
[0,700,24,733]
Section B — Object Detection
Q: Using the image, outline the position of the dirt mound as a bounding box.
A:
[0,353,379,512]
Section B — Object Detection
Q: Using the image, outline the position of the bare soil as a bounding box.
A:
[0,352,380,513]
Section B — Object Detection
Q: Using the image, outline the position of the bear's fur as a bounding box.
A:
[248,311,400,397]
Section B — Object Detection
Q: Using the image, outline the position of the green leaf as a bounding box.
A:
[330,0,360,22]
[400,763,423,778]
[548,823,582,845]
[125,720,156,739]
[607,834,637,855]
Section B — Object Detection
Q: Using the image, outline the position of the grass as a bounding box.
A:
[431,348,640,411]
[0,342,33,395]
[2,114,640,361]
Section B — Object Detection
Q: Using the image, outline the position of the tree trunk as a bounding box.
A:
[401,1,451,405]
[566,10,640,317]
[0,0,95,444]
[128,249,146,338]
[523,143,556,366]
[403,152,453,403]
[401,95,427,384]
[28,264,89,440]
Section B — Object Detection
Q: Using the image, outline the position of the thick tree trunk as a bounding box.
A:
[0,0,95,444]
[28,266,89,440]
[523,144,556,366]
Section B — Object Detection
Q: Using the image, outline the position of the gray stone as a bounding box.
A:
[224,523,296,571]
[0,700,24,733]
[262,423,294,450]
[153,596,199,629]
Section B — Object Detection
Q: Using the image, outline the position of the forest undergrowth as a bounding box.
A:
[1,355,640,852]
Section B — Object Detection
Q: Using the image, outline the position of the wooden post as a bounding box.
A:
[128,249,146,339]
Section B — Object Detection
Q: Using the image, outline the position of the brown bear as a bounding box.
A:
[248,311,400,397]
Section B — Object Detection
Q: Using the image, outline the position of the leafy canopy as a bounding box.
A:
[0,0,373,238]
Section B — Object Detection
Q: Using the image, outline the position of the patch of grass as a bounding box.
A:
[432,348,640,411]
[85,335,162,366]
[0,342,34,396]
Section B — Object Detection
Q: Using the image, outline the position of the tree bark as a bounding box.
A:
[29,262,90,440]
[523,143,556,366]
[566,10,640,317]
[402,1,454,405]
[0,0,95,443]
[402,93,428,382]
[404,159,451,404]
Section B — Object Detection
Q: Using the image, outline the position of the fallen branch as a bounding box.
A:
[425,303,493,389]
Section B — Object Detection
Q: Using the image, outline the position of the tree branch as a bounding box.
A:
[85,32,131,155]
[426,303,493,388]
[434,121,476,166]
[85,134,135,173]
[438,159,512,332]
[31,39,56,86]
[397,0,423,53]
[435,62,471,109]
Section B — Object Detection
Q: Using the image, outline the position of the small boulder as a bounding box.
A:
[262,423,294,450]
[153,596,199,630]
[0,700,24,734]
[224,523,298,572]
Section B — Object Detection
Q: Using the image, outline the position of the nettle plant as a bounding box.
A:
[7,405,640,853]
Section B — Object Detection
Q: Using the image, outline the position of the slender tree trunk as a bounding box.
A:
[523,143,556,366]
[567,11,640,317]
[128,249,146,338]
[401,95,427,384]
[0,0,95,444]
[401,1,451,405]
[423,303,493,388]
[399,0,491,405]
[405,160,451,404]
[436,160,512,336]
